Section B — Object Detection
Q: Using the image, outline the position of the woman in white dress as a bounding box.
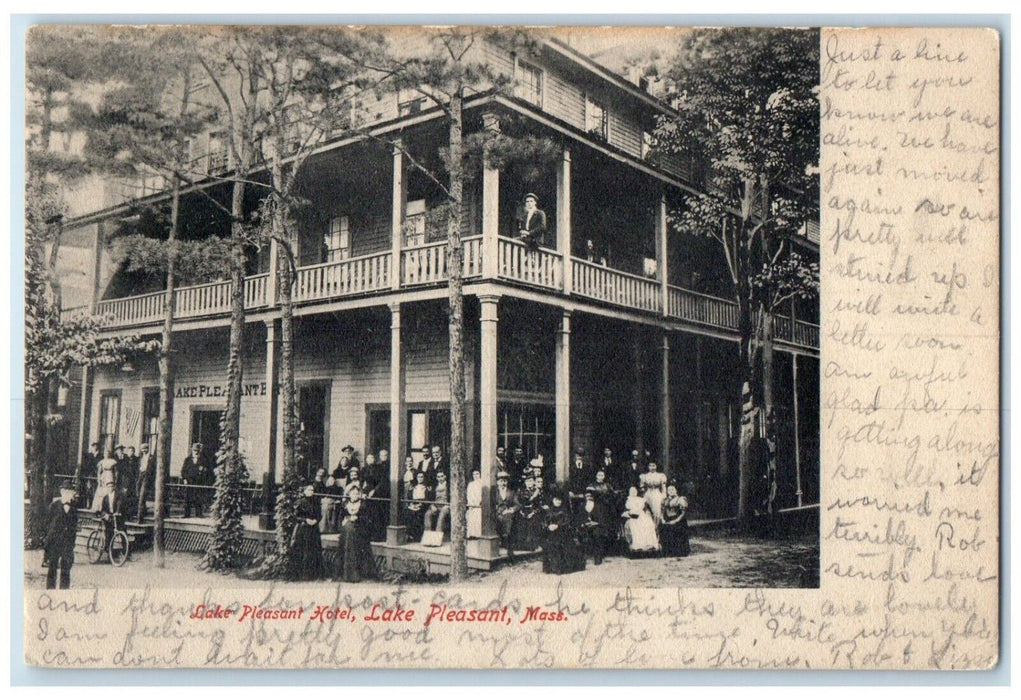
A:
[622,486,660,554]
[640,461,667,524]
[466,468,483,538]
[91,449,118,511]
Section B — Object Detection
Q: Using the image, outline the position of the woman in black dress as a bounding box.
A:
[659,482,691,557]
[335,485,379,583]
[291,483,325,580]
[541,488,585,574]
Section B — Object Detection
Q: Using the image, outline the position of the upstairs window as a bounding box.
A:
[515,60,543,108]
[404,199,426,247]
[325,215,350,262]
[586,97,608,141]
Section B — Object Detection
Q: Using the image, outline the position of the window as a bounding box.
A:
[324,216,350,262]
[498,404,554,463]
[298,384,329,481]
[515,60,543,108]
[142,389,160,454]
[641,131,654,160]
[208,132,228,174]
[404,199,426,247]
[586,97,609,140]
[98,392,121,456]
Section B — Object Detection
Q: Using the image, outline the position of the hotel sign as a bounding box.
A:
[174,382,268,399]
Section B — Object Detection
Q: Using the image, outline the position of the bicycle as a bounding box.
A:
[85,511,130,567]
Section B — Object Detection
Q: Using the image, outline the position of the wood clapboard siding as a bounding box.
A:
[546,71,586,127]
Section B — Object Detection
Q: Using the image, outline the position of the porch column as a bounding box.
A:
[557,149,572,295]
[469,294,501,558]
[391,140,404,291]
[656,194,668,315]
[555,310,572,483]
[481,113,500,280]
[632,333,645,457]
[793,353,803,507]
[78,221,104,477]
[264,319,280,482]
[660,333,671,480]
[387,302,407,544]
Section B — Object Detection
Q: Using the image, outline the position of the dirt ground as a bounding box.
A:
[24,529,818,591]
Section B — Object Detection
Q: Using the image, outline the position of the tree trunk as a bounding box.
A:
[26,388,49,545]
[202,174,248,571]
[272,136,298,570]
[447,89,468,581]
[736,178,758,522]
[153,174,180,568]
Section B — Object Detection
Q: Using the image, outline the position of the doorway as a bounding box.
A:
[189,409,223,467]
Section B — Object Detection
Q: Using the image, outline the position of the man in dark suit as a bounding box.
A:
[121,446,140,519]
[508,446,529,490]
[181,443,209,518]
[136,443,156,521]
[567,448,592,510]
[623,449,644,492]
[515,193,547,250]
[493,471,519,560]
[83,442,101,505]
[44,481,79,589]
[420,445,446,488]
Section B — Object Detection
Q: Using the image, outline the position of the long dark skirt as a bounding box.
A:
[335,520,379,583]
[292,524,326,580]
[660,518,691,557]
[542,532,586,574]
[517,510,545,551]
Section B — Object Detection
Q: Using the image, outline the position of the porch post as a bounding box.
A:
[556,149,572,295]
[387,302,407,544]
[660,333,671,480]
[391,140,404,291]
[632,332,645,457]
[469,294,501,558]
[264,319,280,482]
[481,113,500,280]
[78,221,104,476]
[793,353,803,507]
[656,194,668,315]
[555,309,572,483]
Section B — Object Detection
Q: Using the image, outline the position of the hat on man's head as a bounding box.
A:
[192,442,203,451]
[496,470,510,481]
[60,479,76,492]
[524,192,539,204]
[529,455,544,468]
[574,447,586,457]
[343,445,354,453]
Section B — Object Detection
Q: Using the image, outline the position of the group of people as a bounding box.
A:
[83,441,159,522]
[494,447,692,574]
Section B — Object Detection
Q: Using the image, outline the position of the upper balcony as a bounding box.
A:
[65,235,819,353]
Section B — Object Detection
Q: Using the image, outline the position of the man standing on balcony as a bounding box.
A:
[515,193,547,251]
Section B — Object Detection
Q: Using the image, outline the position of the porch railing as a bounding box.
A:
[666,285,739,329]
[175,279,233,319]
[293,250,391,302]
[498,238,562,290]
[571,258,661,313]
[774,315,820,349]
[95,290,167,326]
[401,236,483,287]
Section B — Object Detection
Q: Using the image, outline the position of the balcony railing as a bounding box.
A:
[401,236,483,287]
[294,251,391,302]
[667,286,739,329]
[92,238,818,350]
[498,238,561,290]
[572,258,661,313]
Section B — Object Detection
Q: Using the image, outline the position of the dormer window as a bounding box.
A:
[585,97,608,141]
[515,60,543,108]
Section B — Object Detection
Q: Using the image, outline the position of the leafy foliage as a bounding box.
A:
[111,234,233,286]
[201,418,251,572]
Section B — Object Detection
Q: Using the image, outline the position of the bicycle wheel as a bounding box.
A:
[86,529,105,564]
[109,531,130,567]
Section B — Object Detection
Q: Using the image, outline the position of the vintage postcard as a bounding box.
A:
[20,23,999,670]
